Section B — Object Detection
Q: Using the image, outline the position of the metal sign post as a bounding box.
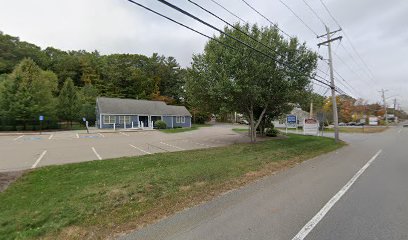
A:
[39,115,44,135]
[83,117,89,134]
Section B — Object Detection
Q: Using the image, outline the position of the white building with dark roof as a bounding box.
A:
[96,97,192,129]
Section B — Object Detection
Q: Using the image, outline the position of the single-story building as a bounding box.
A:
[96,97,192,129]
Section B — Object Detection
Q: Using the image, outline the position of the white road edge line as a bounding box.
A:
[92,147,102,160]
[120,132,130,136]
[160,142,185,150]
[129,144,152,155]
[292,149,383,240]
[48,134,53,140]
[13,135,24,141]
[98,133,105,138]
[31,150,47,169]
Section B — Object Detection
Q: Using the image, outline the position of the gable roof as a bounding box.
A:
[97,97,192,116]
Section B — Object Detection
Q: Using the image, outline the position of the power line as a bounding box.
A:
[239,0,292,38]
[154,0,336,89]
[277,0,319,36]
[209,0,247,23]
[319,0,376,81]
[126,0,347,94]
[301,0,326,27]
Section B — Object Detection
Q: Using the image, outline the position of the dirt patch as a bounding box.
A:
[0,171,24,192]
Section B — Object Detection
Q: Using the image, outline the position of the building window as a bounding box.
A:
[176,116,185,124]
[119,116,131,124]
[103,115,116,124]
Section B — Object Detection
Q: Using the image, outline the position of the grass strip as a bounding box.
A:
[0,134,344,239]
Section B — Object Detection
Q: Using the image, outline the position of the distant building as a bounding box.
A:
[96,97,192,129]
[273,107,310,128]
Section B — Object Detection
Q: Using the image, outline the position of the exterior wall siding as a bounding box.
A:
[99,114,191,129]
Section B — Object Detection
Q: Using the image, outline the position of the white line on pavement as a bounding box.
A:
[98,133,105,138]
[120,132,130,136]
[48,134,53,140]
[31,150,47,169]
[292,149,383,240]
[398,129,402,134]
[191,141,214,148]
[160,142,185,150]
[92,147,102,160]
[76,133,79,139]
[129,144,152,155]
[13,135,24,141]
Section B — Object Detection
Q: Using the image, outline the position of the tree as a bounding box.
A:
[58,78,80,126]
[78,84,99,124]
[186,24,318,142]
[0,58,57,128]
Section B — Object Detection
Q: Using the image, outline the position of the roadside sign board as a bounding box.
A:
[286,115,297,127]
[39,115,44,121]
[82,117,86,122]
[303,118,319,136]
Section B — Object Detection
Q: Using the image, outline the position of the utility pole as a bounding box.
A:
[379,89,388,125]
[393,98,397,115]
[318,26,342,142]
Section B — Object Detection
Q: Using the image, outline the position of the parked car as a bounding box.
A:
[348,122,357,126]
[339,122,347,126]
[238,119,249,125]
[356,122,365,126]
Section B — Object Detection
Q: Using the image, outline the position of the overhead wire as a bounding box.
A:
[127,0,345,93]
[277,0,319,36]
[301,0,326,27]
[209,0,247,23]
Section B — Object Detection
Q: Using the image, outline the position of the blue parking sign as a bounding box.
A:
[287,115,297,124]
[39,115,44,121]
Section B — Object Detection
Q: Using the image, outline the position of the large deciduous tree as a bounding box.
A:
[186,24,318,142]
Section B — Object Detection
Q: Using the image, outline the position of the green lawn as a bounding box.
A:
[160,123,212,133]
[324,126,388,133]
[232,128,249,133]
[0,134,344,239]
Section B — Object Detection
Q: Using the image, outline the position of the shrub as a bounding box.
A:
[155,120,167,129]
[265,128,280,137]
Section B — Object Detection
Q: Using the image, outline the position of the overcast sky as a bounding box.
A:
[1,0,407,109]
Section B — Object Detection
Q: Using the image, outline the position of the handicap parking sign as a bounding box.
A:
[39,115,44,121]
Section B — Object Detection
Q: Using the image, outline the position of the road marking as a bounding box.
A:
[160,142,185,150]
[120,132,130,136]
[48,134,53,140]
[98,133,105,138]
[129,144,152,155]
[91,147,102,160]
[76,133,79,139]
[398,129,402,134]
[31,150,47,169]
[292,149,383,240]
[13,135,24,141]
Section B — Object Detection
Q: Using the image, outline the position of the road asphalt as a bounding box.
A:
[120,124,408,240]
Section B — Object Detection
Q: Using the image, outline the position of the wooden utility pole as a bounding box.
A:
[318,26,342,142]
[379,89,388,125]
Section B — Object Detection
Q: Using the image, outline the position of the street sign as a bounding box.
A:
[82,117,86,122]
[39,115,44,121]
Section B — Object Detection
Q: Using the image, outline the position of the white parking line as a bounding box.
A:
[160,142,185,150]
[13,135,24,141]
[76,133,79,139]
[190,141,214,148]
[31,150,47,169]
[129,144,152,155]
[292,149,383,240]
[48,134,53,140]
[91,147,102,160]
[120,132,130,136]
[398,129,402,134]
[98,133,105,138]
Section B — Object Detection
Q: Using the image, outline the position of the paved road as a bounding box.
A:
[0,125,249,172]
[120,125,408,240]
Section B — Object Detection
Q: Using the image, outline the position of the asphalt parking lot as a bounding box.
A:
[0,125,250,172]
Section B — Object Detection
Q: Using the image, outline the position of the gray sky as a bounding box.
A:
[1,0,407,109]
